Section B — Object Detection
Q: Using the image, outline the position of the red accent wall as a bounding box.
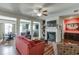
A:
[64,17,79,33]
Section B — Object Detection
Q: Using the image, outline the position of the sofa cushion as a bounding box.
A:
[23,40,32,48]
[16,36,45,55]
[20,36,35,47]
[28,41,36,47]
[17,36,44,47]
[33,40,42,44]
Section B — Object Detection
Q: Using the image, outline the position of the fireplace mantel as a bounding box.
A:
[45,18,61,43]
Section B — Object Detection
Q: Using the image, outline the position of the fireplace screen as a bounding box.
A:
[47,32,56,42]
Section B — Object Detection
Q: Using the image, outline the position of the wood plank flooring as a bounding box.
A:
[0,39,18,55]
[0,45,17,55]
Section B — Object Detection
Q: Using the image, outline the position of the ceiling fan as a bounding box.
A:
[33,7,48,16]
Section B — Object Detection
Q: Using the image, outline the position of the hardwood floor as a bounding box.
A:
[0,45,17,55]
[0,39,18,55]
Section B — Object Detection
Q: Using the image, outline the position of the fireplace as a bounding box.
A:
[47,32,56,42]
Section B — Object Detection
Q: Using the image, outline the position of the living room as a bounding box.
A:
[0,3,79,55]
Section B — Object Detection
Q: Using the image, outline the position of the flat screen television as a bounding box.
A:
[47,20,56,27]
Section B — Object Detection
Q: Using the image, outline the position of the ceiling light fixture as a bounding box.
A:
[33,7,48,16]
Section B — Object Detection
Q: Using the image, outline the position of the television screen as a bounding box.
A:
[47,20,56,27]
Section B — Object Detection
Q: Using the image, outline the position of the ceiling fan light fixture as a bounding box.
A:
[33,9,38,13]
[33,7,48,16]
[37,13,42,16]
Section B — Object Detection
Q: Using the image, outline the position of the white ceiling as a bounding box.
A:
[0,3,79,20]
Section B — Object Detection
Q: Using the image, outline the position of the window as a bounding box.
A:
[5,23,12,34]
[33,22,39,37]
[26,24,29,29]
[20,19,31,33]
[35,24,39,30]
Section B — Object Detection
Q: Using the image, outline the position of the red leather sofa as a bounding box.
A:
[16,36,45,55]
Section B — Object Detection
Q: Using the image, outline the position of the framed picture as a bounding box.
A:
[66,23,79,31]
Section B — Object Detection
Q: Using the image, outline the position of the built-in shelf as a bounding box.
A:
[41,20,46,39]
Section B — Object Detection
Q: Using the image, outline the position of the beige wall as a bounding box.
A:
[15,17,20,35]
[12,24,16,34]
[0,23,4,39]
